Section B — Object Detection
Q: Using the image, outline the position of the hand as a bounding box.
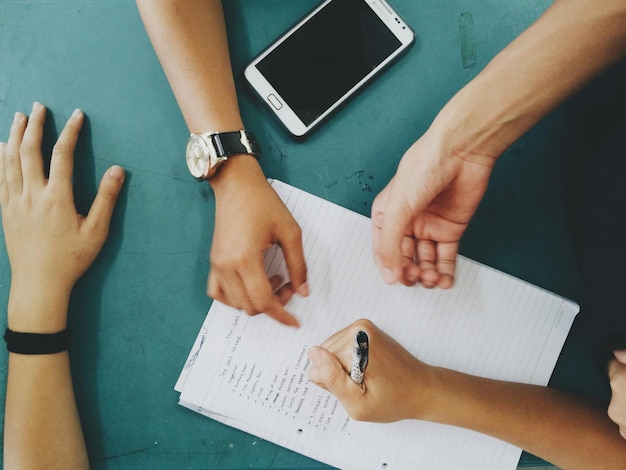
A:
[608,350,626,439]
[307,319,437,422]
[207,157,308,327]
[372,128,496,289]
[0,102,125,330]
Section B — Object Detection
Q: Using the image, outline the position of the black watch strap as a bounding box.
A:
[211,130,261,159]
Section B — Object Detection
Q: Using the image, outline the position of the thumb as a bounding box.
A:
[85,165,125,234]
[307,346,355,402]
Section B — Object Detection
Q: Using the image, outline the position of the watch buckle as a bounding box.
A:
[239,130,254,155]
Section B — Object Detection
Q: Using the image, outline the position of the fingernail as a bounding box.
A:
[32,101,42,112]
[13,112,22,124]
[381,268,395,284]
[107,165,125,182]
[296,282,309,297]
[72,108,83,119]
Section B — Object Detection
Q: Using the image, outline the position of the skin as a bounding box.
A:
[372,0,626,289]
[307,0,626,467]
[133,0,626,462]
[135,0,309,327]
[308,319,626,469]
[1,103,125,469]
[609,350,626,439]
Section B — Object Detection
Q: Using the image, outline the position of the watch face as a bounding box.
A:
[186,134,209,179]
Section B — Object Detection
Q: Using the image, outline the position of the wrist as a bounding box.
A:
[208,154,267,197]
[7,283,71,333]
[430,48,546,163]
[406,363,447,422]
[429,89,508,167]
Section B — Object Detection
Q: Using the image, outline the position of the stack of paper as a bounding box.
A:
[176,180,578,470]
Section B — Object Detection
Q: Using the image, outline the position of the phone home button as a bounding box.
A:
[267,94,283,110]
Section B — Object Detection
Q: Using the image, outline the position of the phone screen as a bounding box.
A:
[255,0,403,127]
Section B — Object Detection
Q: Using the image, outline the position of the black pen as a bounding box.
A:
[350,330,369,384]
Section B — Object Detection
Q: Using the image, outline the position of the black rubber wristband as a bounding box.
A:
[4,328,70,354]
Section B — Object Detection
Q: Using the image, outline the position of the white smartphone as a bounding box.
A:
[244,0,415,138]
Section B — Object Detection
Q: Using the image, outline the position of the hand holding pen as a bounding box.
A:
[307,319,437,423]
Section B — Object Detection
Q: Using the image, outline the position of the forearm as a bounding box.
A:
[136,0,264,191]
[1,103,124,470]
[136,0,243,132]
[310,321,626,466]
[5,354,88,470]
[427,367,626,469]
[4,293,88,470]
[7,283,71,333]
[434,0,626,160]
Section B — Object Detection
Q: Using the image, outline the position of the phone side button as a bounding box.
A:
[267,94,283,110]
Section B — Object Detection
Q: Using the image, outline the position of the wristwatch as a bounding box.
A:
[185,130,261,180]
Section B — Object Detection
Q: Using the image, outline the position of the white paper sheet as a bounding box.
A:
[176,179,579,470]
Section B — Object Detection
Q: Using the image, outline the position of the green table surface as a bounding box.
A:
[0,1,610,468]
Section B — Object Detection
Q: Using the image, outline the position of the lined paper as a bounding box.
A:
[176,179,578,470]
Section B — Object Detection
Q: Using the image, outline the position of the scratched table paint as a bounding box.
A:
[0,1,607,468]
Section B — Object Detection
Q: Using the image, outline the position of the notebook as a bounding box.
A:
[176,179,579,470]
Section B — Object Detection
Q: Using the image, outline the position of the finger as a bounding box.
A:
[615,350,626,365]
[221,270,255,313]
[307,346,360,403]
[609,359,621,380]
[207,270,230,306]
[207,269,253,314]
[399,235,419,286]
[374,177,416,284]
[262,290,300,327]
[83,165,125,237]
[371,185,402,284]
[416,239,438,288]
[0,142,7,206]
[607,363,626,433]
[269,275,296,305]
[319,322,354,350]
[19,102,46,188]
[48,109,84,191]
[280,225,309,297]
[269,274,284,291]
[608,360,626,399]
[4,112,27,195]
[275,283,296,306]
[240,258,300,327]
[435,241,458,288]
[83,165,125,242]
[207,269,220,299]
